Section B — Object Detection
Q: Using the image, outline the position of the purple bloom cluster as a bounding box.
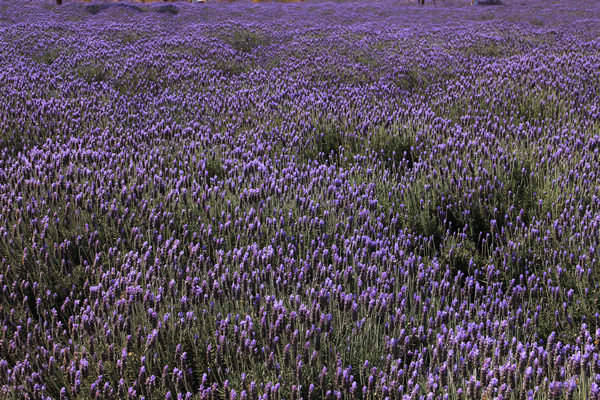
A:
[1,0,600,398]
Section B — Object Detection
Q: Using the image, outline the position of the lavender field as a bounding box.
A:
[1,0,600,398]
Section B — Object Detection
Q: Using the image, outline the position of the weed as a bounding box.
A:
[37,47,64,65]
[206,157,225,181]
[85,4,111,15]
[370,132,415,169]
[77,62,112,83]
[156,5,179,16]
[223,29,270,53]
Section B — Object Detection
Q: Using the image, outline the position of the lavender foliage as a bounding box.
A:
[1,0,600,399]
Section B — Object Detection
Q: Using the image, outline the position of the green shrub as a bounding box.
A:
[224,29,270,53]
[156,5,179,16]
[370,132,415,169]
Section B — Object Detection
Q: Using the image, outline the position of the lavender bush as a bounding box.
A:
[1,0,600,398]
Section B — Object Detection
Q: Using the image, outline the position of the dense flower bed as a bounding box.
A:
[1,0,600,398]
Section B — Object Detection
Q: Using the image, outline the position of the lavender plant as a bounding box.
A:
[1,0,600,399]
